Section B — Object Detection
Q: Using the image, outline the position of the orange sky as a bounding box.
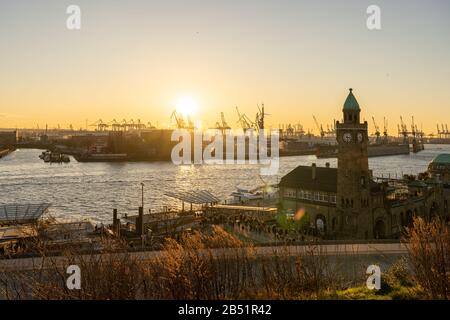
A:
[1,0,449,135]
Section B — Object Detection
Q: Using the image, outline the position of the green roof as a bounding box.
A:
[431,154,450,165]
[408,180,428,188]
[343,88,360,111]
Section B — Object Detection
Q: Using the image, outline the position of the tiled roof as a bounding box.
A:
[279,165,337,192]
[431,154,450,165]
[343,88,360,111]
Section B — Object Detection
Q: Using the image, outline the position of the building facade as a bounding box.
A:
[0,131,18,148]
[279,89,450,239]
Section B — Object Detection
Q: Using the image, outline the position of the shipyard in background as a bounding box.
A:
[1,89,449,258]
[2,100,444,163]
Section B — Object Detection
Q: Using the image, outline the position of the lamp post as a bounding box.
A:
[140,182,145,247]
[140,182,145,208]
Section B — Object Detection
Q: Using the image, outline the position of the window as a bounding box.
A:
[305,191,312,200]
[283,188,296,198]
[298,189,305,199]
[330,195,337,204]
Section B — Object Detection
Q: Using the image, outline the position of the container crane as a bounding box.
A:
[89,119,109,131]
[171,110,186,129]
[383,117,388,143]
[399,116,408,143]
[236,107,254,131]
[313,115,325,138]
[372,116,381,143]
[255,103,269,131]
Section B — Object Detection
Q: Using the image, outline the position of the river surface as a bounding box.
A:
[1,145,449,223]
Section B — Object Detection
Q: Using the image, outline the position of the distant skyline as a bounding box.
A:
[1,0,449,134]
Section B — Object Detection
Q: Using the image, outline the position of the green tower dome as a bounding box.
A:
[343,88,360,111]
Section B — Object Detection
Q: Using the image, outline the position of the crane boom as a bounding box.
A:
[312,115,324,138]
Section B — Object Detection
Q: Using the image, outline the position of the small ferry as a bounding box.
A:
[227,185,279,204]
[39,150,70,163]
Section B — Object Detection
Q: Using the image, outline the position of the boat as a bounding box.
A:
[316,142,410,158]
[40,150,70,163]
[227,184,279,204]
[39,150,51,160]
[0,148,12,159]
[368,143,410,157]
[74,153,129,162]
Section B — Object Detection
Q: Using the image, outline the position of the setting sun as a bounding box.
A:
[175,96,199,118]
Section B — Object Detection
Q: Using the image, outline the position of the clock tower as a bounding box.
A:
[335,88,372,238]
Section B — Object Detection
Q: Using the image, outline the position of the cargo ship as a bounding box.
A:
[73,153,130,162]
[0,148,13,159]
[316,142,411,158]
[39,150,70,163]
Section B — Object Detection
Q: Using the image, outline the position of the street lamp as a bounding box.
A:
[140,182,145,208]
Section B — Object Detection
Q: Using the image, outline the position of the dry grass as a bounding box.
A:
[3,218,450,300]
[404,217,450,299]
[0,225,343,300]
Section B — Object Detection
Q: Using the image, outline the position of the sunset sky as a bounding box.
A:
[1,0,449,134]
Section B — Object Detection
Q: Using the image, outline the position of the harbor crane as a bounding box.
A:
[186,115,195,130]
[121,119,128,131]
[399,116,409,143]
[327,120,336,135]
[411,116,416,138]
[135,119,146,130]
[279,123,304,137]
[313,115,325,138]
[296,123,305,136]
[170,110,195,130]
[221,112,230,129]
[438,124,450,139]
[109,119,122,131]
[383,117,389,143]
[213,112,231,133]
[371,117,381,143]
[255,103,269,131]
[89,119,109,131]
[170,110,186,129]
[236,107,254,131]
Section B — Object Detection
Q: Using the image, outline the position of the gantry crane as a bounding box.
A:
[213,112,231,133]
[372,117,381,143]
[171,110,187,129]
[255,103,268,131]
[383,117,388,143]
[399,116,409,143]
[236,107,254,131]
[313,115,325,138]
[89,119,109,131]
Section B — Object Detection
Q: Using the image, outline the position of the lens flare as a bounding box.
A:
[294,208,305,221]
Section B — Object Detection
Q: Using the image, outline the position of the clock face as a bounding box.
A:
[343,132,352,143]
[357,132,363,142]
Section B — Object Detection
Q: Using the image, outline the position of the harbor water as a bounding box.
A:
[1,145,449,223]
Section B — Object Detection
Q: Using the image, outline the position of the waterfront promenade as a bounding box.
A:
[0,242,408,272]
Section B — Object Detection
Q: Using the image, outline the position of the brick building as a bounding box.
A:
[279,89,450,239]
